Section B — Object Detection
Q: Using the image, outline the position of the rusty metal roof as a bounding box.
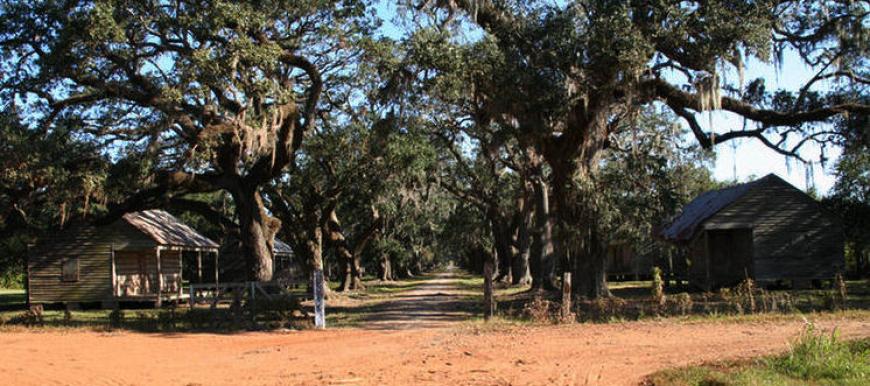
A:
[274,238,293,256]
[659,174,777,242]
[122,210,219,249]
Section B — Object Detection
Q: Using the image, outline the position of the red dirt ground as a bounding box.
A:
[2,272,868,385]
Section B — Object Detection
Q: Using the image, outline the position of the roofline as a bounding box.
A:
[660,173,779,243]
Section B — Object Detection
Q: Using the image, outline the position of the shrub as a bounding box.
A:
[522,296,553,323]
[768,323,870,381]
[735,277,756,313]
[0,271,24,289]
[252,295,306,330]
[585,296,629,322]
[671,292,693,315]
[109,308,124,328]
[9,305,43,326]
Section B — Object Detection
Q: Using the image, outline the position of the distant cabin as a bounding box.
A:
[218,237,298,283]
[27,210,219,306]
[605,242,652,281]
[659,174,844,290]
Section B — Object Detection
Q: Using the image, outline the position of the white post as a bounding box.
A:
[313,269,326,329]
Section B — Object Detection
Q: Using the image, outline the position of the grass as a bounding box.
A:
[0,288,25,308]
[646,326,870,386]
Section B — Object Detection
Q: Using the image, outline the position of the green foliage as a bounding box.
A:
[648,333,870,385]
[768,324,869,381]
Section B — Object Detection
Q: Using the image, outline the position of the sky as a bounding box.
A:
[701,55,840,195]
[373,3,843,195]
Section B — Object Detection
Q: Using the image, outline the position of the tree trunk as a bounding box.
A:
[483,258,495,321]
[511,192,533,286]
[492,218,513,283]
[326,209,358,292]
[571,210,611,299]
[304,222,330,298]
[379,253,393,281]
[529,177,557,290]
[233,187,278,282]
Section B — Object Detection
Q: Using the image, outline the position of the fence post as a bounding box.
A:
[313,270,326,329]
[561,272,572,320]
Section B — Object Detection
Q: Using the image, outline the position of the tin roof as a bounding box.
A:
[659,174,778,242]
[273,238,294,256]
[122,210,219,249]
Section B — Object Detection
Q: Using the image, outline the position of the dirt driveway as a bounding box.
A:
[1,272,868,385]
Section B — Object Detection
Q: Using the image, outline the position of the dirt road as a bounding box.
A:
[1,272,868,385]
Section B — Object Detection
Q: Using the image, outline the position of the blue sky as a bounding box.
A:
[374,3,842,195]
[703,55,839,195]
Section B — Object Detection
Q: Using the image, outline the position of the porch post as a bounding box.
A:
[155,247,163,308]
[177,250,183,305]
[110,244,117,298]
[196,250,203,283]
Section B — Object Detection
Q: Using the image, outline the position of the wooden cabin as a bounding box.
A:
[605,242,651,281]
[27,210,219,306]
[218,237,297,282]
[659,174,844,290]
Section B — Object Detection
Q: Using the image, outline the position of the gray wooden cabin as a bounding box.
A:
[218,236,297,282]
[660,174,844,290]
[27,210,219,306]
[605,242,652,281]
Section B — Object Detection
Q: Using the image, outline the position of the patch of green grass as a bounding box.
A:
[767,324,869,381]
[0,288,25,308]
[361,278,428,295]
[646,328,870,386]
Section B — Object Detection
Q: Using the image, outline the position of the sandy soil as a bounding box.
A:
[2,272,868,386]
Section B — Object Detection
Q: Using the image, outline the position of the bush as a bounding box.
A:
[108,308,124,328]
[768,323,870,381]
[670,292,693,315]
[9,305,43,326]
[522,296,553,323]
[0,271,24,289]
[252,296,308,330]
[584,296,630,322]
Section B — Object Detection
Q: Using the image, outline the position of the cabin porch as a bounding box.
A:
[112,246,219,306]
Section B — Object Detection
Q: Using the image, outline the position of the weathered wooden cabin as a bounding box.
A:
[660,174,844,290]
[218,237,297,282]
[27,210,219,306]
[605,242,651,281]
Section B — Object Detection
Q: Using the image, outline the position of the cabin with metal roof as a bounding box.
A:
[217,236,297,282]
[659,174,844,290]
[27,210,219,307]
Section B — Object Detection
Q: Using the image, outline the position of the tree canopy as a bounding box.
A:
[0,0,866,296]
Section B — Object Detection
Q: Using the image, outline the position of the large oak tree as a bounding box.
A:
[1,0,375,280]
[421,0,869,297]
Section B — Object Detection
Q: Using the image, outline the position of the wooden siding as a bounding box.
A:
[28,225,115,303]
[687,177,844,288]
[28,219,180,304]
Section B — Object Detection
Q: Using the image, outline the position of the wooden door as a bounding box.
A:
[707,228,753,287]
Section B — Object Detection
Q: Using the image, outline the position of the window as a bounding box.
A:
[62,257,79,282]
